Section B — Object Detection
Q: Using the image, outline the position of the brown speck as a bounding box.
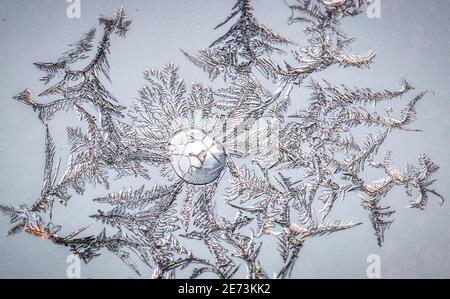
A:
[25,225,49,239]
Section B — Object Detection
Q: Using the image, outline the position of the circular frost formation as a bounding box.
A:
[169,128,226,185]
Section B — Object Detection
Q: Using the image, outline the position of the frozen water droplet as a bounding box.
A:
[169,128,226,185]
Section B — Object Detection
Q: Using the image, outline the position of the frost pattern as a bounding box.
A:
[1,1,444,279]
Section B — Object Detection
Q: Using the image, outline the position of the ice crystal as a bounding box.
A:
[169,129,226,185]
